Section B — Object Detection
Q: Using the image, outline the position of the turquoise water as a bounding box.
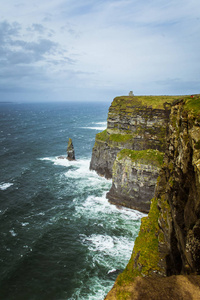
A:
[0,102,144,300]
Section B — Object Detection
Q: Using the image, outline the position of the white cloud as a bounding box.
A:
[0,0,199,102]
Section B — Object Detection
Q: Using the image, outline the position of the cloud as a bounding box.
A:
[29,23,46,33]
[0,19,76,86]
[0,0,199,102]
[0,21,21,44]
[0,21,56,63]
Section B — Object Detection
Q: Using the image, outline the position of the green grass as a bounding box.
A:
[96,129,108,141]
[117,197,161,285]
[109,133,133,143]
[111,95,189,110]
[117,149,164,167]
[96,129,134,144]
[184,95,200,116]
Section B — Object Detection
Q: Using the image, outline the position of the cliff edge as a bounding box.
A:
[105,95,200,299]
[90,95,188,212]
[90,95,172,179]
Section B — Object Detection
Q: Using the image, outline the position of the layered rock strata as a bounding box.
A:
[90,96,172,179]
[105,95,200,299]
[106,149,164,213]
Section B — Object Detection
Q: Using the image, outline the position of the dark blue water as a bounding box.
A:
[0,102,144,300]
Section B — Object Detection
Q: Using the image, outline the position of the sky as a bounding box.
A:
[0,0,200,102]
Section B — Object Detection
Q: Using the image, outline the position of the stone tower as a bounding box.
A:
[129,91,134,96]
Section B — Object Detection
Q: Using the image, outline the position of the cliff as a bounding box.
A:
[105,95,200,299]
[106,149,164,213]
[90,95,186,212]
[90,96,172,179]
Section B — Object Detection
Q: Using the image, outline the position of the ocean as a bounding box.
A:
[0,102,144,300]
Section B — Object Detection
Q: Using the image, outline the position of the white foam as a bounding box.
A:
[94,122,107,125]
[80,233,134,257]
[9,229,17,237]
[82,234,114,252]
[39,156,90,169]
[37,212,45,216]
[21,222,29,227]
[81,126,106,130]
[80,121,107,131]
[107,269,117,274]
[117,206,147,220]
[71,279,111,300]
[0,182,13,190]
[79,193,146,220]
[39,157,107,187]
[63,160,111,191]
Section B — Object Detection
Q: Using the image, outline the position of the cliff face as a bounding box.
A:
[90,96,171,179]
[106,149,163,213]
[156,98,200,275]
[105,96,200,299]
[90,95,183,213]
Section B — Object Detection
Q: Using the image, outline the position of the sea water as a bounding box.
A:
[0,102,145,300]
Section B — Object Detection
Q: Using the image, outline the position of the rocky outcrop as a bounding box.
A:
[90,96,172,179]
[67,138,75,160]
[105,95,200,299]
[106,149,164,213]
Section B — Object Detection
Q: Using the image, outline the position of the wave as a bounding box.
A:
[38,154,144,300]
[39,157,110,184]
[80,233,134,261]
[80,121,107,131]
[39,156,91,169]
[0,182,13,190]
[93,122,107,125]
[39,156,71,167]
[9,229,17,237]
[78,192,143,258]
[80,126,106,130]
[78,193,146,220]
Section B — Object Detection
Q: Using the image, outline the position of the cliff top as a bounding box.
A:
[112,94,200,110]
[184,96,200,116]
[117,149,164,168]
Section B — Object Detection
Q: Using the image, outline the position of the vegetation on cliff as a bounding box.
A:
[105,95,200,299]
[184,95,200,116]
[96,129,133,144]
[90,94,176,179]
[111,95,188,110]
[117,197,161,284]
[117,149,164,168]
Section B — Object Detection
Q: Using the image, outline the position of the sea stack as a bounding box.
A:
[67,138,75,160]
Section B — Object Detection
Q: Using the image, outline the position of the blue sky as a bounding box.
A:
[0,0,200,102]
